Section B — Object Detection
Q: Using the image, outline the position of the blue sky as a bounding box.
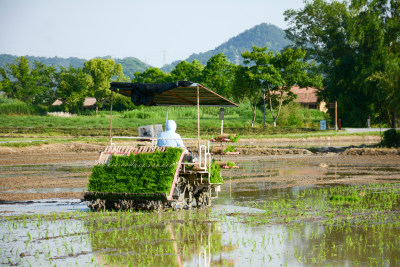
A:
[0,0,305,67]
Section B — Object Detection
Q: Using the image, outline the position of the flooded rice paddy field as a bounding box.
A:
[0,151,400,266]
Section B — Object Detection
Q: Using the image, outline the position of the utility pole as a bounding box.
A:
[263,88,266,128]
[259,79,267,128]
[335,101,338,131]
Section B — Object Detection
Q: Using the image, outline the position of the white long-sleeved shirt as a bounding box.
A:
[157,120,184,147]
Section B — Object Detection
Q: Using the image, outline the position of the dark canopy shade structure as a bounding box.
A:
[110,81,238,107]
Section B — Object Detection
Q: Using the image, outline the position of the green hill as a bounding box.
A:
[0,54,150,79]
[1,23,290,76]
[114,57,152,79]
[0,54,86,69]
[161,23,291,72]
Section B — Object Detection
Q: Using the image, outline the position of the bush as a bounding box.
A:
[381,129,400,148]
[278,102,304,127]
[0,97,46,115]
[88,147,183,194]
[103,94,136,111]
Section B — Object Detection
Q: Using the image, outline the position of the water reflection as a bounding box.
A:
[0,216,95,266]
[85,209,226,266]
[1,155,399,266]
[1,183,399,266]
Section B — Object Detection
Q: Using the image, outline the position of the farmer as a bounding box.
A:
[157,120,184,147]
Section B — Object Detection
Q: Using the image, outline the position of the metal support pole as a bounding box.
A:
[109,90,114,144]
[165,106,170,126]
[197,85,200,151]
[221,120,224,135]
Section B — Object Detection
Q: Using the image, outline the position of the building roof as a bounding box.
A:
[83,97,97,107]
[291,86,320,104]
[52,97,97,107]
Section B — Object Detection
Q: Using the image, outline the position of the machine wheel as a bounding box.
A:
[88,199,106,211]
[176,176,194,209]
[195,188,211,209]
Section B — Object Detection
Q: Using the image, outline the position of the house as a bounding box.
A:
[52,97,97,109]
[290,86,327,112]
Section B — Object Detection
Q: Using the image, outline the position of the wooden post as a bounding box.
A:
[197,85,200,151]
[109,90,113,144]
[335,101,338,131]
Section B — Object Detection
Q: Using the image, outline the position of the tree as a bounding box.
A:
[0,57,33,102]
[0,56,57,105]
[84,58,127,113]
[57,66,93,113]
[201,53,235,97]
[271,47,322,126]
[284,0,400,127]
[369,55,400,127]
[170,60,203,82]
[30,61,58,105]
[232,65,261,126]
[132,67,169,83]
[0,66,12,97]
[241,46,322,127]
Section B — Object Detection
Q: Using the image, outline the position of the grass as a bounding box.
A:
[0,101,384,148]
[0,114,378,138]
[0,101,329,137]
[0,97,46,115]
[0,141,49,147]
[0,137,108,147]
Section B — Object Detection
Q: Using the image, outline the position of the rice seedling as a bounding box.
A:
[1,181,398,266]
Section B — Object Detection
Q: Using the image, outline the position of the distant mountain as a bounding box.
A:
[161,23,291,73]
[0,54,86,69]
[114,57,152,79]
[0,23,290,77]
[0,54,151,79]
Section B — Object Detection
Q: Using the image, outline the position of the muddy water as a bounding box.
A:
[1,154,400,266]
[0,161,93,201]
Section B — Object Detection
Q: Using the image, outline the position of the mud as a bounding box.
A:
[0,150,98,201]
[220,154,400,196]
[0,142,399,202]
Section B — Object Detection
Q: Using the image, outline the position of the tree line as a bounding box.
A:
[285,0,399,127]
[0,49,320,127]
[1,0,398,128]
[0,57,129,113]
